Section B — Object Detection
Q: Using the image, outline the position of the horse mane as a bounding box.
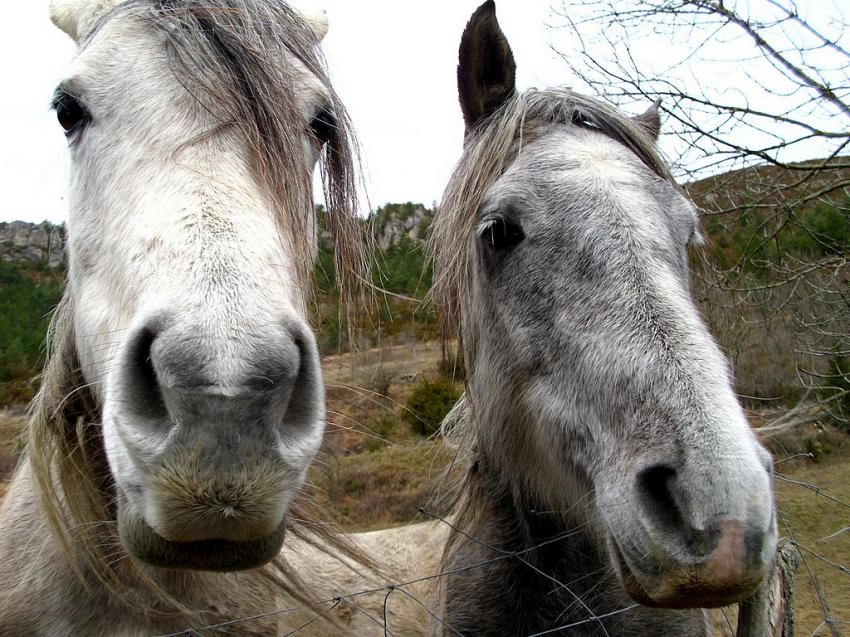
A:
[28,0,371,620]
[428,88,674,373]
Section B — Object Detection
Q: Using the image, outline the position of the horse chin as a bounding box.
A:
[118,505,286,572]
[607,533,763,609]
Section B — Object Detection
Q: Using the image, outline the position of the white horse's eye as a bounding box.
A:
[309,106,336,146]
[54,92,90,136]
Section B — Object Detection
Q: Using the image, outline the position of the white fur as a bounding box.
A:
[50,0,330,43]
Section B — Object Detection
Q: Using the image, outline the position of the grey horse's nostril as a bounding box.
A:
[636,463,685,532]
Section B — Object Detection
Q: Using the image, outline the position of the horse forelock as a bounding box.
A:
[429,88,677,378]
[82,0,366,308]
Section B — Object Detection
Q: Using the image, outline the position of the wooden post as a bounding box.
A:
[736,539,801,637]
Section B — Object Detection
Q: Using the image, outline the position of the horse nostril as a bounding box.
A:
[125,326,168,420]
[636,463,685,533]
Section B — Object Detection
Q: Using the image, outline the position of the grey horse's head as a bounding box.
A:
[431,0,777,609]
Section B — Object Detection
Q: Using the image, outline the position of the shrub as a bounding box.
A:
[403,377,461,436]
[0,260,63,405]
[363,415,396,452]
[437,354,465,382]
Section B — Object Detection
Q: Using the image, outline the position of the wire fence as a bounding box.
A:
[1,395,846,636]
[153,451,850,637]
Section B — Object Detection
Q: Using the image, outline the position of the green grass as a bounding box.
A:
[773,449,850,636]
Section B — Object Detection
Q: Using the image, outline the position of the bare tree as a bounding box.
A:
[552,0,849,430]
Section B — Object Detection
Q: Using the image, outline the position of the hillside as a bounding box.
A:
[2,178,847,416]
[687,161,849,273]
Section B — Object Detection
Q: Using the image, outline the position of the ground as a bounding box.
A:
[0,341,847,636]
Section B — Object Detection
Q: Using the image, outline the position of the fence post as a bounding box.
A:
[736,538,801,637]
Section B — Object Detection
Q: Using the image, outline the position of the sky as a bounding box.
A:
[0,0,566,224]
[0,1,845,224]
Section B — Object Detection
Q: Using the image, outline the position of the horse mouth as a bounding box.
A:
[118,506,286,571]
[608,533,763,609]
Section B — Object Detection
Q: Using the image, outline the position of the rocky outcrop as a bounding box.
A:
[371,203,432,251]
[0,222,65,267]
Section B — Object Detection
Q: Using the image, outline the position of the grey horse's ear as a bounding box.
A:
[457,1,516,132]
[634,99,662,141]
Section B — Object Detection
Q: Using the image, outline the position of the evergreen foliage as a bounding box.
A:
[0,260,63,402]
[403,377,461,437]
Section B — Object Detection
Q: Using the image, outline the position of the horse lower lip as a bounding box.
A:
[609,534,762,609]
[118,507,286,572]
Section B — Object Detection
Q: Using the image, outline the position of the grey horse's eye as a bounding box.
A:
[54,91,90,136]
[481,217,525,252]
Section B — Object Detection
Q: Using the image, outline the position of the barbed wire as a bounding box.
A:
[153,454,850,637]
[156,508,642,637]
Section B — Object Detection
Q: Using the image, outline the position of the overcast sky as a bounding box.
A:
[0,0,568,224]
[0,1,844,224]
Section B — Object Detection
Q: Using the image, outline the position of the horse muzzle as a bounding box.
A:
[118,495,287,571]
[600,450,777,608]
[103,312,325,570]
[608,516,775,608]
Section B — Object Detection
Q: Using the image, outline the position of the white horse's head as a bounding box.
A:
[47,0,359,571]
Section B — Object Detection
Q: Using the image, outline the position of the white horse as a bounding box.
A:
[0,1,431,634]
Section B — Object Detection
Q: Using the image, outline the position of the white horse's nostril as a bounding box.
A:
[123,324,168,422]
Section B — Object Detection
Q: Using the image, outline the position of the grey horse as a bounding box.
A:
[426,2,778,635]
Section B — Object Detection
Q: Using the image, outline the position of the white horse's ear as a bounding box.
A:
[303,10,329,42]
[633,99,662,142]
[49,0,119,43]
[290,1,329,42]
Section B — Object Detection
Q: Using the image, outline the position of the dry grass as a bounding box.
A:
[773,449,850,636]
[309,441,457,532]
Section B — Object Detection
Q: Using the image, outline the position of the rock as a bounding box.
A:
[0,221,65,267]
[371,203,433,251]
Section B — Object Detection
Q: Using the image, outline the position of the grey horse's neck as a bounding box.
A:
[441,452,709,636]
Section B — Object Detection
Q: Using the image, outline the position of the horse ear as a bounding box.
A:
[458,1,517,132]
[302,10,329,42]
[634,99,662,142]
[49,0,119,43]
[292,1,330,41]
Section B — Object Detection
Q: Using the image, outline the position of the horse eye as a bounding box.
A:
[482,217,525,252]
[55,93,89,135]
[309,107,336,146]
